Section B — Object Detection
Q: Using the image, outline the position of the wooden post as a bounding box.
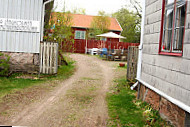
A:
[127,46,139,81]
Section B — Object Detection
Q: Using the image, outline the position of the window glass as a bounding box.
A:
[160,0,186,55]
[75,31,86,39]
[166,0,175,5]
[162,9,174,51]
[173,4,186,51]
[81,31,85,39]
[165,9,174,29]
[75,31,80,39]
[176,5,185,27]
[101,37,107,41]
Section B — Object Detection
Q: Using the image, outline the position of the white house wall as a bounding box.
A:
[0,0,43,53]
[141,0,190,107]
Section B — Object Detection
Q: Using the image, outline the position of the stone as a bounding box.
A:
[139,84,146,100]
[159,97,185,127]
[138,85,186,126]
[0,52,39,73]
[144,89,160,110]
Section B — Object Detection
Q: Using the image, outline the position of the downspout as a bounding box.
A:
[130,0,145,91]
[39,0,53,76]
[41,0,54,41]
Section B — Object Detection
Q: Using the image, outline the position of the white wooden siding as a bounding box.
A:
[0,0,43,53]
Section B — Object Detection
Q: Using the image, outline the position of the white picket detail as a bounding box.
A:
[40,42,58,74]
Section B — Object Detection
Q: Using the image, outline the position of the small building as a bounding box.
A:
[0,0,54,73]
[136,0,190,126]
[50,13,123,42]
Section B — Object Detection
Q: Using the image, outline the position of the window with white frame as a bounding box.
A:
[101,37,107,41]
[75,30,86,39]
[159,0,186,56]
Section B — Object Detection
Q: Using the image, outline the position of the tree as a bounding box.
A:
[113,8,141,43]
[130,0,142,18]
[72,8,86,15]
[89,11,111,39]
[44,10,74,65]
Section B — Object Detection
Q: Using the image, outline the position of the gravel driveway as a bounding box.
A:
[2,54,125,127]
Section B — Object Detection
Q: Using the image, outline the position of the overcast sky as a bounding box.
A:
[54,0,139,16]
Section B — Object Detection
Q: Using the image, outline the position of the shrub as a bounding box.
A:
[0,53,10,76]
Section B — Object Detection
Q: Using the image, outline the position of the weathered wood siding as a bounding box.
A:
[0,0,43,53]
[141,0,190,106]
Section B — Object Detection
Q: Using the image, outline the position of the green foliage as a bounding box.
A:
[45,12,74,43]
[107,78,171,127]
[44,10,74,63]
[44,1,75,54]
[89,11,111,39]
[107,79,145,126]
[72,8,86,14]
[0,53,10,76]
[113,8,141,43]
[0,58,75,99]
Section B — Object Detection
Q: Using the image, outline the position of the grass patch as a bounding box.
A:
[0,58,75,100]
[67,82,97,105]
[107,78,171,127]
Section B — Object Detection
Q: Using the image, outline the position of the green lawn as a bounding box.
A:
[107,78,171,127]
[0,61,75,100]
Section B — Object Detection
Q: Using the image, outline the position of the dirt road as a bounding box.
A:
[2,54,124,127]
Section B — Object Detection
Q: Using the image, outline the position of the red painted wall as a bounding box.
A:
[72,27,121,42]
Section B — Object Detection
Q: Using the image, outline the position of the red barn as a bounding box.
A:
[50,13,123,42]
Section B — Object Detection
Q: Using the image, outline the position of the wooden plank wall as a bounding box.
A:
[62,39,140,54]
[40,42,58,74]
[127,46,139,81]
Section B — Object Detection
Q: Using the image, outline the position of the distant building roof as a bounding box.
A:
[51,13,123,32]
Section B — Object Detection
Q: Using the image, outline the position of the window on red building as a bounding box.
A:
[75,31,86,39]
[159,0,187,56]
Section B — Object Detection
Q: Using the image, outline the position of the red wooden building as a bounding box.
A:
[50,13,139,53]
[70,14,123,42]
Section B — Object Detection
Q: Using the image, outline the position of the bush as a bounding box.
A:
[0,53,10,76]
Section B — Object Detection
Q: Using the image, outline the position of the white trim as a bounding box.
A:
[132,0,146,90]
[115,18,123,32]
[131,82,138,90]
[137,0,145,80]
[137,78,190,114]
[41,0,54,41]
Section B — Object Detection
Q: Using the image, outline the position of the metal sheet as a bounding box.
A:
[0,0,43,53]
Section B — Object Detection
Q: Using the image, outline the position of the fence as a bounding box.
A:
[40,41,58,74]
[127,46,139,81]
[62,39,140,53]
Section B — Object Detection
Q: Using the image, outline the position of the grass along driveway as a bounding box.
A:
[0,61,75,100]
[107,66,172,127]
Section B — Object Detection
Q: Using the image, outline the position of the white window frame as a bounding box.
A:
[75,30,86,39]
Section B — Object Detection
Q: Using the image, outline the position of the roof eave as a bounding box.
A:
[72,26,122,32]
[115,18,123,32]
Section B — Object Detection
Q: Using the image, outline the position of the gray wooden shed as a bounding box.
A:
[0,0,54,73]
